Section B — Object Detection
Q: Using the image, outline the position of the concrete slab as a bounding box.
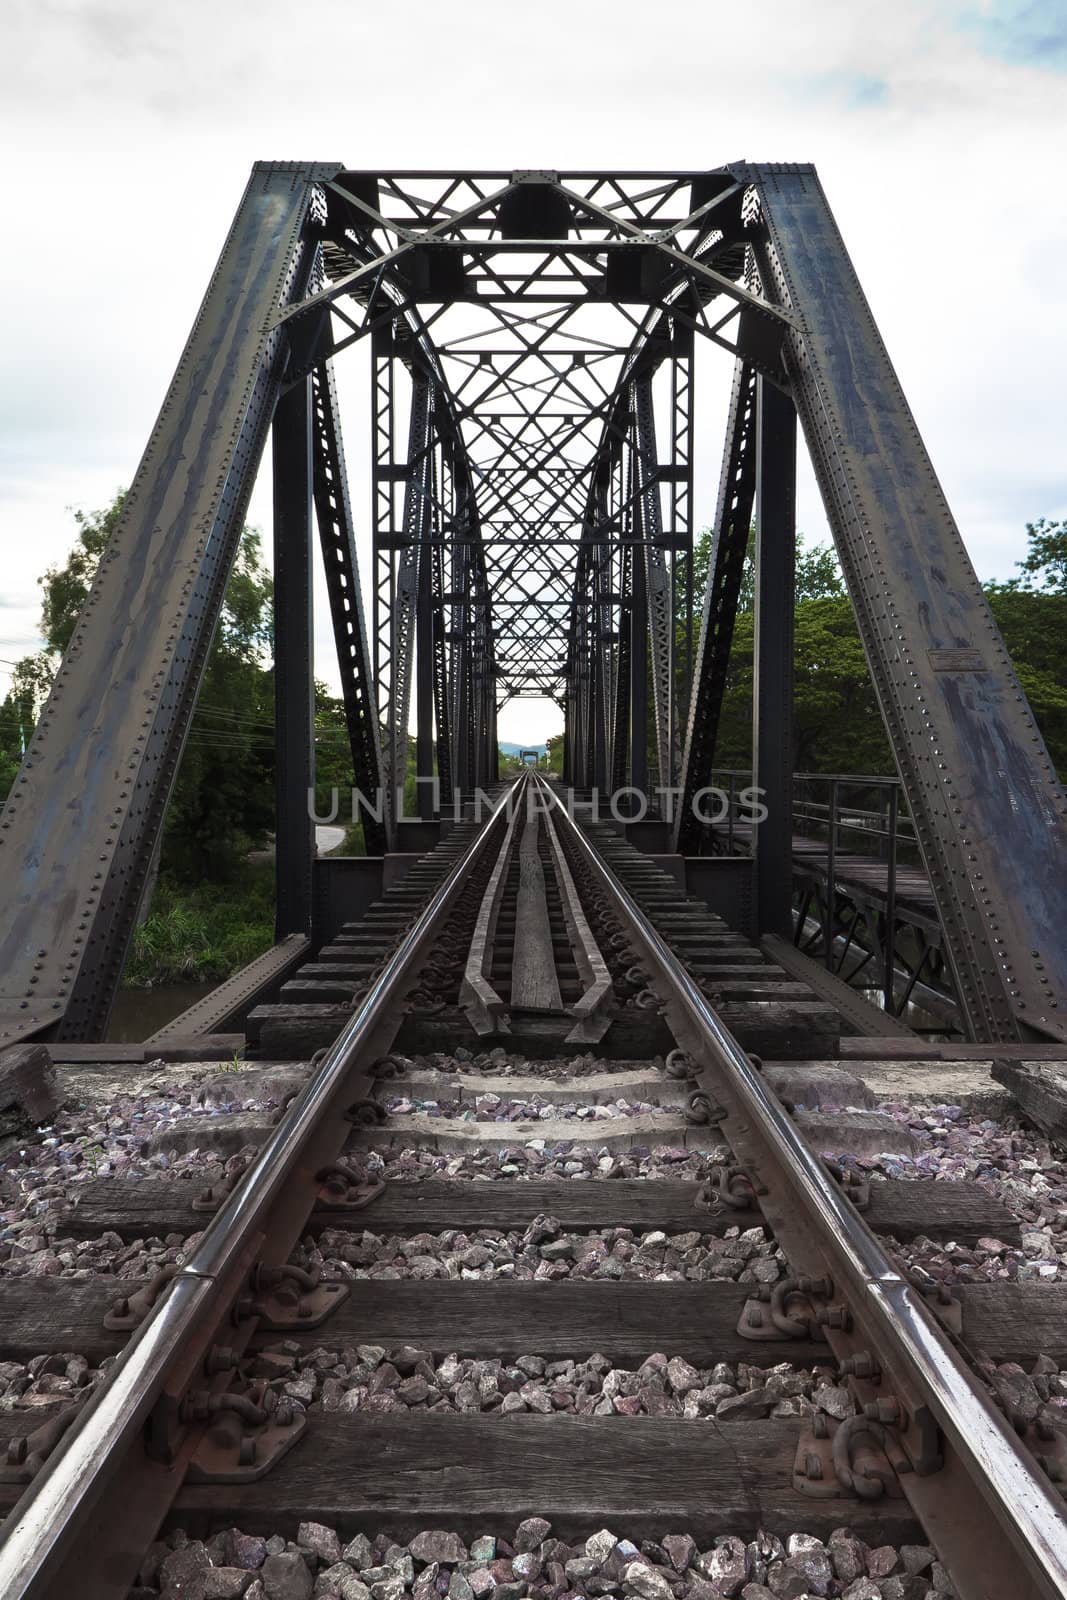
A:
[849,1061,1012,1116]
[761,1062,874,1111]
[796,1110,918,1158]
[396,1069,688,1107]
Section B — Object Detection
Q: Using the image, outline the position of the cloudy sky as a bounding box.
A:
[1,0,1064,743]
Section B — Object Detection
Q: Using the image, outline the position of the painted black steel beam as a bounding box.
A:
[0,161,337,1045]
[748,161,1067,1041]
[273,378,315,937]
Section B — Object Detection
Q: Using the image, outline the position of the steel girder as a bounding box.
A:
[0,162,338,1045]
[747,162,1067,1041]
[273,378,316,937]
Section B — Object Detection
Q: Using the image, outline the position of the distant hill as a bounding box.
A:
[499,740,547,756]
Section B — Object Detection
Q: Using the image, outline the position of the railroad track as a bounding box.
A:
[1,773,1066,1600]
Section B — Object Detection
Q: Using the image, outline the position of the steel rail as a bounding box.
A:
[536,776,1067,1600]
[0,779,525,1600]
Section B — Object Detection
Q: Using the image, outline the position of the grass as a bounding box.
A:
[123,860,275,987]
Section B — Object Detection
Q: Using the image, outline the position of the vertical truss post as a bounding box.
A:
[451,499,473,796]
[624,413,649,801]
[584,561,599,792]
[432,442,455,810]
[415,447,436,822]
[610,451,631,793]
[670,324,695,742]
[752,378,797,938]
[272,378,315,936]
[386,375,433,843]
[592,476,613,794]
[634,376,676,795]
[310,361,387,855]
[674,359,759,853]
[431,543,453,811]
[568,545,595,789]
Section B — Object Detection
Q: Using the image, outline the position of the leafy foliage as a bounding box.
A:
[707,522,1067,777]
[0,494,279,878]
[998,518,1067,594]
[124,861,275,986]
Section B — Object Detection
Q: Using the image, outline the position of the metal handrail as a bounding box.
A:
[712,766,905,788]
[538,776,1067,1598]
[0,778,525,1598]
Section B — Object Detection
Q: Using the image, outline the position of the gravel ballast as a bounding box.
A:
[128,1520,955,1599]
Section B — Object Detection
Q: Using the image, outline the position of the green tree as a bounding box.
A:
[162,528,275,878]
[40,496,127,655]
[0,494,279,877]
[1001,518,1067,593]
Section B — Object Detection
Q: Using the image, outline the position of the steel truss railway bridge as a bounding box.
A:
[2,161,1066,1047]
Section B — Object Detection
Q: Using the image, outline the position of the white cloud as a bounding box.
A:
[1,0,1064,744]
